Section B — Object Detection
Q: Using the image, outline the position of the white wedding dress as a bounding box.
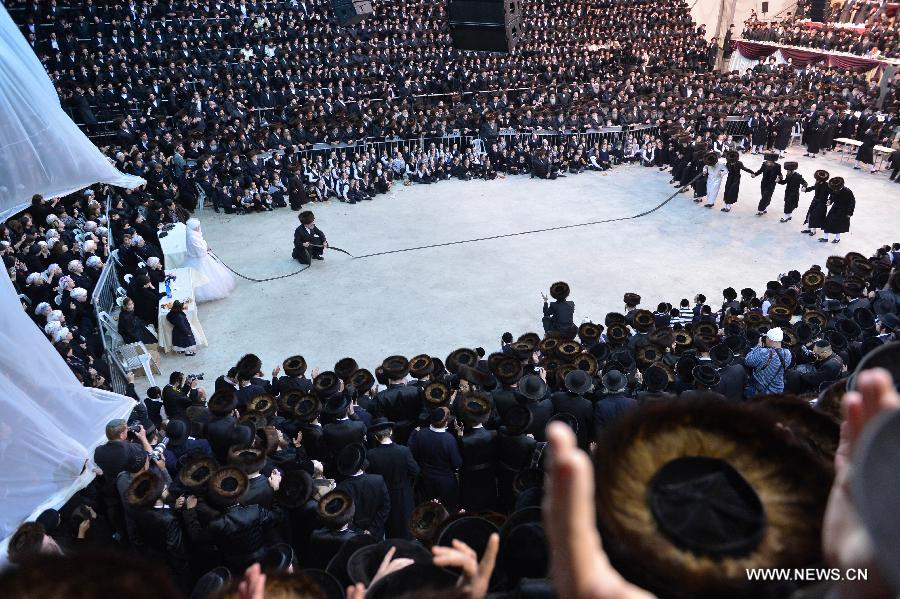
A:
[181,218,236,302]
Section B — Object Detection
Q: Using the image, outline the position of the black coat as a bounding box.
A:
[207,414,237,463]
[323,419,367,462]
[550,392,594,450]
[542,300,576,337]
[774,116,794,150]
[715,363,747,402]
[593,394,637,437]
[118,309,158,344]
[292,224,326,262]
[723,160,753,204]
[239,475,274,508]
[366,443,420,539]
[804,181,830,229]
[458,427,498,512]
[132,507,189,585]
[166,310,196,349]
[496,431,537,509]
[524,399,554,441]
[162,384,195,420]
[306,528,367,570]
[132,286,162,326]
[805,122,824,153]
[335,473,391,539]
[824,187,855,234]
[779,171,808,214]
[202,504,280,573]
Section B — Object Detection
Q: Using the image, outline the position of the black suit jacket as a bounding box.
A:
[94,440,147,485]
[459,427,499,511]
[336,473,391,539]
[323,419,367,461]
[550,392,594,450]
[292,225,326,260]
[366,443,420,538]
[239,474,274,508]
[715,363,747,401]
[162,384,196,420]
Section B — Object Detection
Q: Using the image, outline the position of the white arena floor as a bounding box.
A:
[154,145,900,385]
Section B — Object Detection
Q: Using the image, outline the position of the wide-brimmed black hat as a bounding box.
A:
[643,364,670,392]
[446,348,478,374]
[209,466,249,506]
[709,343,733,367]
[725,150,739,162]
[490,353,523,385]
[673,330,693,351]
[594,400,832,597]
[334,357,358,382]
[835,317,861,340]
[692,364,721,388]
[802,309,829,328]
[516,374,548,401]
[208,389,237,416]
[436,516,500,565]
[458,391,492,425]
[338,368,369,395]
[704,151,720,166]
[126,470,165,508]
[516,332,541,351]
[408,354,434,378]
[636,345,663,367]
[601,369,627,392]
[589,341,612,363]
[578,322,603,345]
[843,278,866,298]
[801,270,824,291]
[336,443,367,478]
[825,255,846,274]
[409,501,450,544]
[325,532,377,589]
[564,369,593,394]
[828,176,844,191]
[556,340,581,359]
[368,416,396,434]
[229,422,256,448]
[228,445,267,474]
[813,169,829,181]
[238,410,268,431]
[623,292,642,307]
[348,539,433,586]
[783,161,798,170]
[423,381,452,406]
[248,393,276,418]
[293,394,321,422]
[502,404,533,436]
[633,309,655,333]
[322,391,351,417]
[179,454,218,491]
[648,328,675,348]
[318,490,355,526]
[276,469,314,509]
[606,323,630,345]
[740,287,757,300]
[313,371,341,398]
[549,281,570,300]
[605,312,627,326]
[191,567,231,599]
[382,355,410,380]
[572,352,599,376]
[763,152,779,161]
[768,304,792,324]
[262,543,294,573]
[283,355,307,377]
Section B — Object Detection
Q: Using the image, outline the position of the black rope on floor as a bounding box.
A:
[206,173,702,280]
[350,173,703,260]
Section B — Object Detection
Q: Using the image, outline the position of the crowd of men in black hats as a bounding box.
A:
[6,235,900,597]
[741,11,899,58]
[8,0,899,216]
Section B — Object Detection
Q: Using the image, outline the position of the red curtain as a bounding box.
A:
[827,55,883,72]
[780,47,826,66]
[734,41,779,60]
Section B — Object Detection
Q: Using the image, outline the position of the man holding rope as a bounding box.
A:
[292,211,328,265]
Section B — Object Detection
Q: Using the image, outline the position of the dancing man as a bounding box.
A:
[752,153,782,217]
[721,150,754,213]
[702,151,727,209]
[292,211,328,264]
[777,161,807,223]
[820,177,855,245]
[801,169,830,238]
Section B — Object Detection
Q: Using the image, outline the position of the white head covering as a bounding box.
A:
[766,327,784,343]
[46,229,59,240]
[185,218,208,258]
[147,256,161,268]
[71,287,88,301]
[26,272,41,285]
[57,275,73,292]
[131,235,143,246]
[86,256,102,267]
[67,259,82,271]
[44,321,62,336]
[97,226,108,236]
[48,309,64,323]
[53,327,71,343]
[37,240,48,248]
[83,221,98,231]
[35,302,51,316]
[46,214,59,225]
[82,239,97,253]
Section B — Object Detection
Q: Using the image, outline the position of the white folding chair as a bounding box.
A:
[114,342,158,387]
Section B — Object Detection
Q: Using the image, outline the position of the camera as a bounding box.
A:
[150,435,168,462]
[128,424,142,434]
[187,373,204,381]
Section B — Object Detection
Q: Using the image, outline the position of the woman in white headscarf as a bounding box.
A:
[181,218,235,302]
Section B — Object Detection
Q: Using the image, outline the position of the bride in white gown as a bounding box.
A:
[181,218,236,302]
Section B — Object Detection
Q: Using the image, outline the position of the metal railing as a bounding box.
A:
[91,194,128,394]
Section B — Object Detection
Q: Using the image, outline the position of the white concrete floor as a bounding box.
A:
[153,145,900,387]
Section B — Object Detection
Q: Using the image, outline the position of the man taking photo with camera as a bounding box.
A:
[161,371,205,420]
[744,327,793,396]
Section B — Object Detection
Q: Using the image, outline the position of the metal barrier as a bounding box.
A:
[92,194,128,394]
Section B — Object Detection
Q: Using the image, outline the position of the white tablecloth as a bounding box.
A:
[157,268,208,353]
[159,222,187,269]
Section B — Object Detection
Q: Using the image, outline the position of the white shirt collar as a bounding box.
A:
[429,425,447,433]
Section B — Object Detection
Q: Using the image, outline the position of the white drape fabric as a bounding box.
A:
[0,4,144,217]
[0,269,133,550]
[728,51,762,72]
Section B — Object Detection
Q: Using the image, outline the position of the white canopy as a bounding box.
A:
[0,3,144,218]
[0,269,134,551]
